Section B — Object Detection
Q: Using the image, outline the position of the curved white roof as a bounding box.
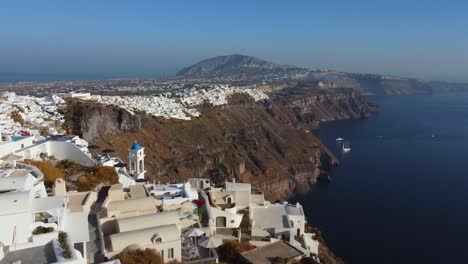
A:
[117,211,180,233]
[109,224,180,252]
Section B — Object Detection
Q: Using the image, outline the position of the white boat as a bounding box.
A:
[336,137,344,141]
[342,141,351,152]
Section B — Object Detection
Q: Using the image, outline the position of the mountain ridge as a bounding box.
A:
[177,54,303,77]
[176,54,468,95]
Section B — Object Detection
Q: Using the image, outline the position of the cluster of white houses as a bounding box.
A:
[0,134,321,264]
[100,85,269,121]
[0,92,65,138]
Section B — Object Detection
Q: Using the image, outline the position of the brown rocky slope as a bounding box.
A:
[64,83,377,200]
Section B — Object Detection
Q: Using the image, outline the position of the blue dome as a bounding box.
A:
[130,143,142,150]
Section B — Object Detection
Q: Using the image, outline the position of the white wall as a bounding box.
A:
[104,241,181,263]
[17,141,96,166]
[0,136,36,157]
[287,214,305,237]
[201,192,243,229]
[0,212,33,247]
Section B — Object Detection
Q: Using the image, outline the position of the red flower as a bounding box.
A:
[192,199,205,207]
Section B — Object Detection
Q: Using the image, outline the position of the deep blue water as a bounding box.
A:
[292,93,468,264]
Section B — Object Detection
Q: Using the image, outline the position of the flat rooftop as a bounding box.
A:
[240,241,304,264]
[251,205,289,229]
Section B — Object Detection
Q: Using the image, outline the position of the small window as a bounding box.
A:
[151,234,162,244]
[168,248,174,259]
[161,250,164,259]
[230,220,235,223]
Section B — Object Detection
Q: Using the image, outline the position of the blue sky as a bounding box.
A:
[1,0,467,81]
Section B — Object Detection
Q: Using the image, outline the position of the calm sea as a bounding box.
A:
[292,92,468,264]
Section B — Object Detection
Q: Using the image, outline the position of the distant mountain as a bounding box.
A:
[177,54,468,95]
[176,54,304,77]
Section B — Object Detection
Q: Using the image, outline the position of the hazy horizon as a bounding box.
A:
[1,0,467,83]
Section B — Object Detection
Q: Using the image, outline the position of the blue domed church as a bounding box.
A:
[128,142,146,180]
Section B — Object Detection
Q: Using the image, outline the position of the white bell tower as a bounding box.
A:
[128,142,146,180]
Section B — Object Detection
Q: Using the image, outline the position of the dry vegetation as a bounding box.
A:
[318,244,345,264]
[11,110,25,126]
[75,165,118,191]
[24,160,65,187]
[56,160,118,191]
[24,159,118,191]
[218,240,255,263]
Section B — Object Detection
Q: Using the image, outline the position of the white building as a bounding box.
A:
[0,167,90,263]
[16,136,96,166]
[99,184,182,262]
[128,143,145,180]
[200,180,265,236]
[150,182,199,208]
[250,202,319,256]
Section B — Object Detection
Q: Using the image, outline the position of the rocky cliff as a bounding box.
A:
[65,84,377,200]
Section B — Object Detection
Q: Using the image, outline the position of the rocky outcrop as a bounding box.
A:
[65,84,376,200]
[64,100,141,141]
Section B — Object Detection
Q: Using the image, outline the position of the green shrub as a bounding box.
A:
[58,231,72,259]
[32,226,54,235]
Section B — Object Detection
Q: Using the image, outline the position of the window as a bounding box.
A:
[151,234,162,244]
[160,250,164,259]
[168,248,174,259]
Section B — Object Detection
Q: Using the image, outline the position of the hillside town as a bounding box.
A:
[0,88,330,264]
[100,85,268,120]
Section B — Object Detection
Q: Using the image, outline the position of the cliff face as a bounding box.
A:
[272,82,377,129]
[65,85,376,200]
[65,100,141,141]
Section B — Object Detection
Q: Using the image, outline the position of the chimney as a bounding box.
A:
[53,178,66,196]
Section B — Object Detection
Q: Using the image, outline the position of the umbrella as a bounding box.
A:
[185,228,205,237]
[114,162,127,168]
[1,153,23,161]
[102,148,115,153]
[199,236,222,257]
[199,236,222,248]
[185,228,206,247]
[88,144,100,150]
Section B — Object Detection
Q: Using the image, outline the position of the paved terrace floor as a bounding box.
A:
[0,243,56,264]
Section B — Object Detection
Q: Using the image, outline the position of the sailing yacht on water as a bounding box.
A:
[342,140,351,152]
